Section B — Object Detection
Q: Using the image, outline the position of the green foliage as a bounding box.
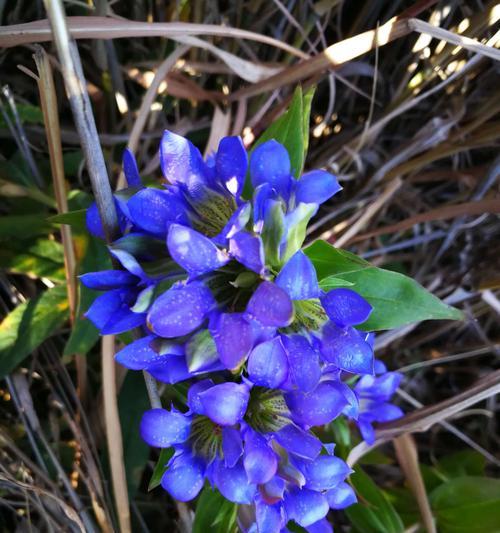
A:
[0,238,65,282]
[64,234,110,356]
[0,214,54,239]
[430,477,500,533]
[192,487,238,533]
[148,447,175,491]
[118,371,151,498]
[0,284,69,378]
[0,104,44,128]
[244,85,315,197]
[305,240,464,330]
[48,209,88,231]
[252,86,315,177]
[346,467,404,533]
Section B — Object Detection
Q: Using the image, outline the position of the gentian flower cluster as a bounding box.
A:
[82,130,403,532]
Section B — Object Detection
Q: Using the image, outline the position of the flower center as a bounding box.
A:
[287,299,327,333]
[190,190,237,237]
[189,416,223,462]
[245,388,291,433]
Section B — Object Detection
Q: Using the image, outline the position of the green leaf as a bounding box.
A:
[193,487,238,533]
[48,209,87,231]
[0,104,44,128]
[185,329,218,373]
[118,371,151,498]
[0,239,65,282]
[431,476,500,533]
[346,467,404,533]
[304,240,464,330]
[148,447,174,491]
[281,203,316,263]
[0,285,69,378]
[244,85,316,196]
[319,276,354,290]
[0,214,54,239]
[64,235,111,357]
[437,451,486,479]
[253,86,305,177]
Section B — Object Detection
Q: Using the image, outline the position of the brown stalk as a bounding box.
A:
[31,46,88,403]
[351,198,500,242]
[394,434,436,533]
[41,2,130,531]
[378,369,500,438]
[0,16,308,58]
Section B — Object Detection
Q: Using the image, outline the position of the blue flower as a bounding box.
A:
[354,361,404,444]
[83,129,402,532]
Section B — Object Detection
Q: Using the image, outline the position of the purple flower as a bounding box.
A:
[82,129,403,531]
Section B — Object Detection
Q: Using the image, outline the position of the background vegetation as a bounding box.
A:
[0,0,499,531]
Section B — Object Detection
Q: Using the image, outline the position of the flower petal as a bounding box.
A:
[211,312,253,371]
[222,427,243,468]
[357,416,375,445]
[281,334,321,392]
[367,402,404,423]
[247,337,289,389]
[217,202,251,243]
[274,424,322,460]
[355,372,402,400]
[128,188,188,236]
[320,288,372,327]
[305,518,333,533]
[79,270,137,290]
[214,459,256,504]
[187,379,215,413]
[160,130,210,198]
[243,431,278,484]
[245,281,293,327]
[168,224,229,276]
[229,231,265,275]
[320,322,374,375]
[122,148,142,187]
[326,482,357,510]
[216,136,247,197]
[284,488,329,528]
[295,170,341,205]
[286,381,348,426]
[198,383,249,426]
[250,140,291,198]
[296,455,351,491]
[275,251,319,300]
[85,289,142,333]
[115,335,177,370]
[255,499,284,533]
[140,408,191,447]
[147,281,215,337]
[86,200,127,240]
[147,356,191,384]
[161,452,205,502]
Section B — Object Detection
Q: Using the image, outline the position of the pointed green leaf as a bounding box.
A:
[193,488,238,533]
[148,447,174,491]
[118,371,151,498]
[0,285,69,378]
[346,467,404,533]
[48,209,87,231]
[304,241,464,330]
